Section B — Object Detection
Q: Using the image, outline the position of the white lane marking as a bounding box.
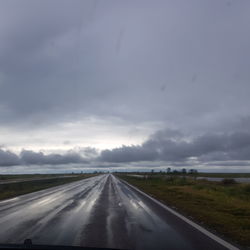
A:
[119,178,239,250]
[0,197,19,204]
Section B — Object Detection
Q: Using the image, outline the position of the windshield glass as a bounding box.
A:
[0,0,249,249]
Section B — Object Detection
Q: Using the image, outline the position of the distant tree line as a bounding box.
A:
[152,168,198,175]
[114,168,199,176]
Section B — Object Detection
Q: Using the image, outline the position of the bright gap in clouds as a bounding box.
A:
[0,116,162,153]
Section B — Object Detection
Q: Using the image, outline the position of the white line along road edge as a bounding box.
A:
[116,176,239,250]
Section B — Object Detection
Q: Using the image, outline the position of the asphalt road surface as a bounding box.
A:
[0,174,237,250]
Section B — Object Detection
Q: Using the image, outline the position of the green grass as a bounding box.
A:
[0,174,97,201]
[120,172,250,178]
[118,174,250,248]
[196,172,250,178]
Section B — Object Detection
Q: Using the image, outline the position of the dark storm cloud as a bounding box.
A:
[100,129,250,163]
[78,147,99,158]
[20,150,88,165]
[0,149,20,166]
[0,149,88,166]
[101,145,158,163]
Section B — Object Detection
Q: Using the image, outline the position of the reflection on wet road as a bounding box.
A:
[0,174,231,249]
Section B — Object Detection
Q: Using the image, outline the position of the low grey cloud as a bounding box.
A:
[100,129,250,163]
[78,147,99,158]
[100,145,158,163]
[0,149,88,166]
[0,149,20,166]
[1,127,250,168]
[20,150,88,165]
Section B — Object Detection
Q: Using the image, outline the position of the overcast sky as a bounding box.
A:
[0,0,250,173]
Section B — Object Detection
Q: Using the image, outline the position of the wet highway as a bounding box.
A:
[0,174,237,250]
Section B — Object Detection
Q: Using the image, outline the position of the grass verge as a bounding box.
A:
[0,174,98,201]
[196,173,250,178]
[117,174,250,248]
